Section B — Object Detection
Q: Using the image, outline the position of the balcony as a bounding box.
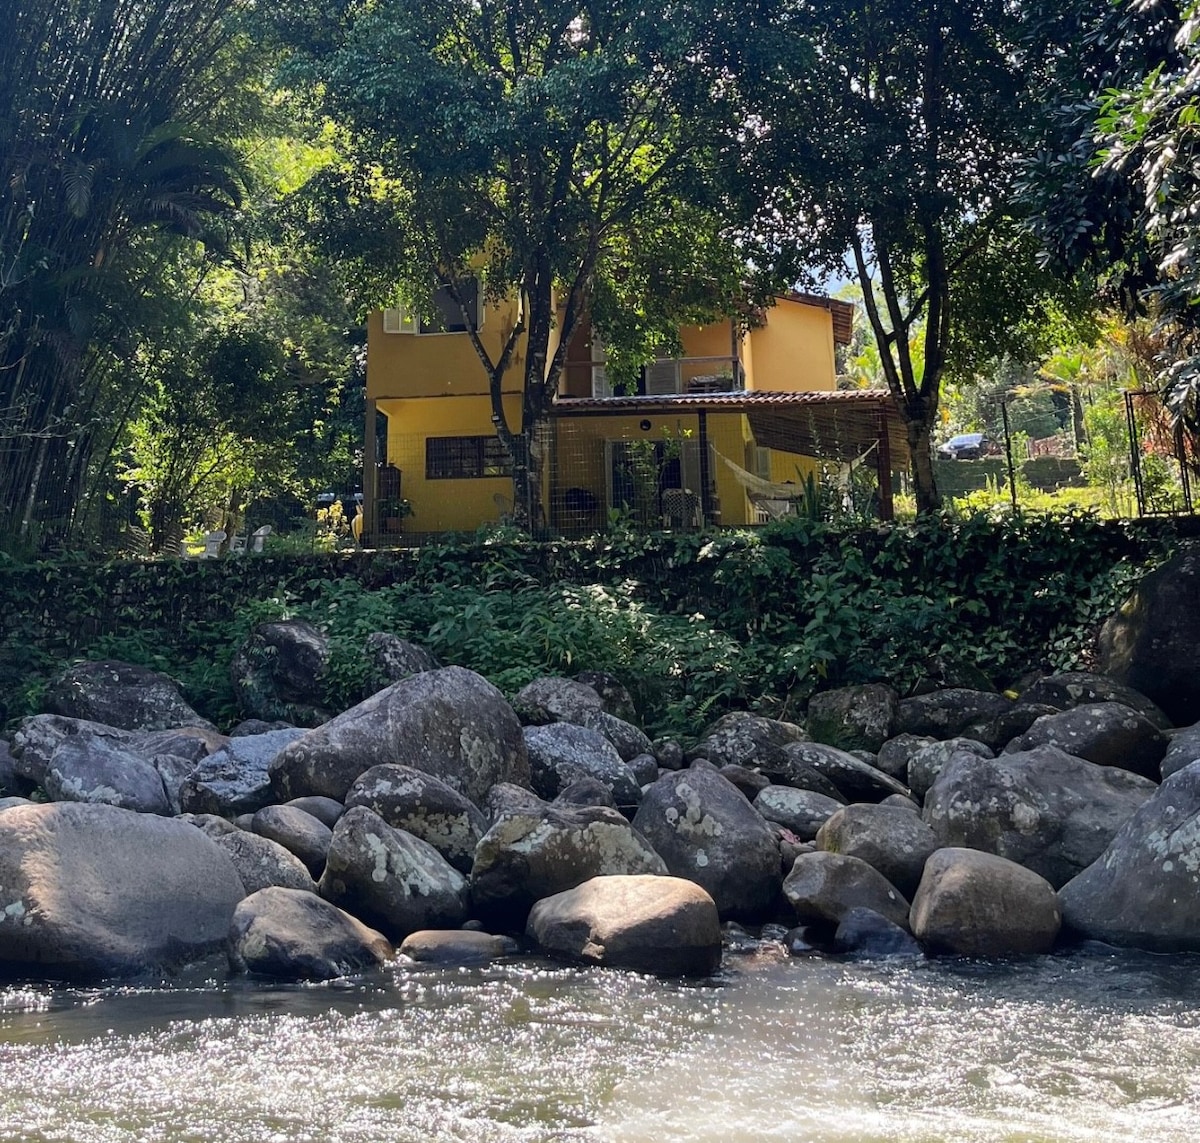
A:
[559,355,745,400]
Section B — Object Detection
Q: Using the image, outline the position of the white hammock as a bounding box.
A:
[716,452,807,500]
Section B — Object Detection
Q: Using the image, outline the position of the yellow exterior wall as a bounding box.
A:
[745,297,837,392]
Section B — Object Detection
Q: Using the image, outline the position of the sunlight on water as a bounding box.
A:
[1,951,1199,1142]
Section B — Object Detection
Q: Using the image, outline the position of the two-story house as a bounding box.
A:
[363,288,907,538]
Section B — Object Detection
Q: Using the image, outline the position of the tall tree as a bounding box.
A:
[273,0,763,527]
[748,0,1085,511]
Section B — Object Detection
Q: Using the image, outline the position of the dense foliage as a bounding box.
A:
[0,514,1183,739]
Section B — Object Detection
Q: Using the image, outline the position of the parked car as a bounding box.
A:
[937,432,990,460]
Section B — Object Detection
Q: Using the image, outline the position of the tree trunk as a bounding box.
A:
[906,414,941,513]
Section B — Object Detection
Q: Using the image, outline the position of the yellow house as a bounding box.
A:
[364,288,908,538]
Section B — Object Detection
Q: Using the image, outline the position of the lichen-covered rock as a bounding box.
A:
[485,782,548,822]
[318,806,471,939]
[0,740,21,796]
[471,798,666,925]
[524,723,641,808]
[215,830,318,895]
[816,803,940,898]
[10,715,136,786]
[512,677,604,725]
[228,887,391,980]
[907,738,994,800]
[230,619,331,727]
[1022,670,1172,731]
[270,666,529,805]
[894,689,1012,739]
[911,848,1061,956]
[344,764,486,873]
[0,802,245,978]
[719,764,771,802]
[783,851,910,930]
[527,874,722,976]
[631,767,781,920]
[1161,722,1200,780]
[43,737,171,815]
[1058,762,1200,952]
[43,660,214,732]
[874,734,936,781]
[554,777,618,809]
[132,727,228,764]
[779,742,910,803]
[574,671,638,723]
[1003,702,1168,780]
[805,684,898,753]
[922,746,1156,888]
[179,728,308,817]
[688,712,808,772]
[576,709,654,763]
[966,704,1062,753]
[283,795,344,828]
[363,632,440,691]
[398,929,517,965]
[251,805,333,876]
[629,754,660,787]
[752,786,843,841]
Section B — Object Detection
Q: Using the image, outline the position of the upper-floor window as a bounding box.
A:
[426,435,511,479]
[383,278,484,335]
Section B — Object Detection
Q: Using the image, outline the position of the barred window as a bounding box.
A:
[425,435,512,479]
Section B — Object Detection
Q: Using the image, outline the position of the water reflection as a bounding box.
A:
[0,950,1198,1142]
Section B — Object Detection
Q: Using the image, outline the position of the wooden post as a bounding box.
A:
[363,397,378,544]
[698,411,713,524]
[876,402,894,522]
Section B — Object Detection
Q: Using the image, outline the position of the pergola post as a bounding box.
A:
[363,397,378,544]
[875,402,894,522]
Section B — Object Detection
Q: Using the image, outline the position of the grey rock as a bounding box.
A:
[631,767,781,921]
[653,739,685,771]
[0,802,245,979]
[0,740,18,795]
[881,793,922,813]
[43,737,171,815]
[230,719,294,737]
[752,786,843,841]
[230,619,331,727]
[10,715,135,786]
[284,795,344,828]
[967,704,1062,753]
[783,851,910,930]
[512,677,604,725]
[398,929,518,965]
[805,684,898,753]
[180,728,308,817]
[718,764,771,802]
[228,887,391,980]
[907,738,994,800]
[0,797,33,811]
[833,907,922,958]
[574,671,638,723]
[577,709,654,763]
[471,798,666,925]
[922,746,1156,888]
[43,660,214,732]
[911,847,1061,956]
[688,711,807,772]
[344,764,487,874]
[180,813,241,839]
[270,666,529,805]
[526,874,722,976]
[153,753,199,815]
[894,689,1012,739]
[779,742,909,803]
[554,777,618,810]
[251,805,333,875]
[1004,702,1168,780]
[628,754,660,787]
[875,734,936,781]
[524,722,641,808]
[484,782,546,823]
[216,830,318,895]
[1161,723,1200,780]
[131,727,227,764]
[816,803,940,898]
[318,806,471,939]
[364,632,440,690]
[1021,670,1172,732]
[1058,762,1200,952]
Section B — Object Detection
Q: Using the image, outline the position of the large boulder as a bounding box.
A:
[214,830,318,895]
[687,712,808,772]
[805,684,898,753]
[907,738,994,800]
[752,786,844,841]
[524,723,641,808]
[43,660,214,732]
[967,704,1062,754]
[344,764,487,873]
[894,689,1012,739]
[512,677,604,725]
[576,710,654,764]
[0,802,245,978]
[874,734,936,781]
[471,799,666,925]
[0,740,20,796]
[363,633,440,690]
[317,806,470,939]
[270,666,529,805]
[228,887,391,980]
[778,742,909,803]
[251,805,332,875]
[1019,671,1171,731]
[179,728,307,817]
[922,746,1157,888]
[1003,702,1168,780]
[526,875,722,976]
[41,736,172,815]
[1058,762,1200,952]
[783,851,910,930]
[574,671,638,723]
[815,803,939,899]
[1097,549,1200,727]
[911,848,1061,956]
[230,619,332,727]
[10,715,136,786]
[1161,722,1200,780]
[631,768,781,920]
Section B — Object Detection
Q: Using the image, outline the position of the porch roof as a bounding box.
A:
[552,389,910,466]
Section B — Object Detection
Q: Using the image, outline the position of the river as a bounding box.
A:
[1,944,1198,1142]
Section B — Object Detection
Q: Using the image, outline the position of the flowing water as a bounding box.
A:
[2,945,1199,1143]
